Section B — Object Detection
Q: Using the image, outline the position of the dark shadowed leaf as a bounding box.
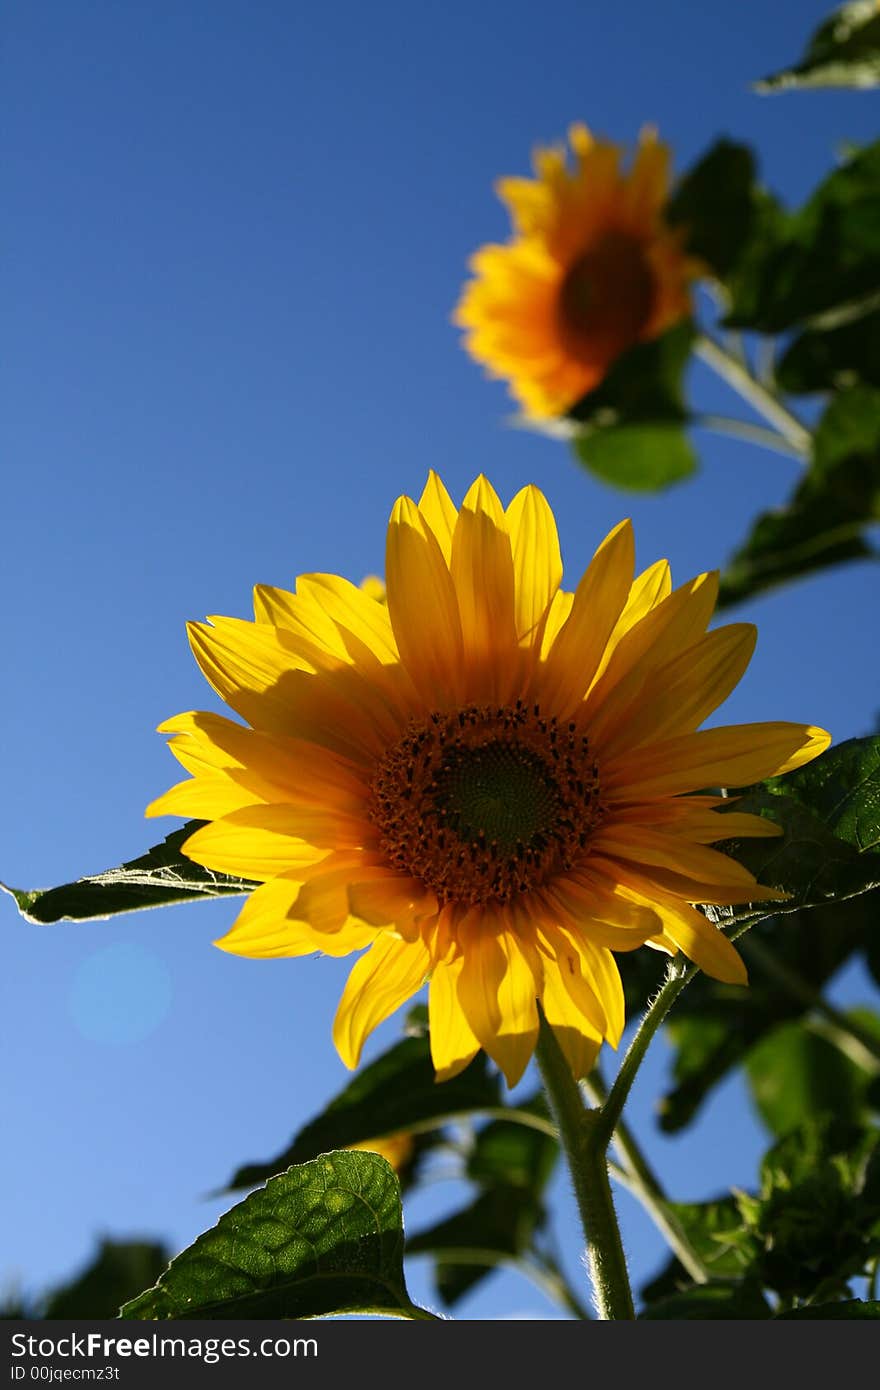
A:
[121,1152,422,1320]
[225,1035,501,1192]
[640,1280,771,1319]
[568,321,693,426]
[716,386,880,607]
[755,1,880,92]
[748,1122,880,1300]
[640,1196,756,1306]
[726,142,880,332]
[2,823,254,923]
[776,1299,880,1319]
[777,308,880,392]
[667,140,768,280]
[565,324,697,492]
[0,1240,170,1320]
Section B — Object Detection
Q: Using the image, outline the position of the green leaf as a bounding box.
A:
[573,423,697,492]
[569,321,693,425]
[777,308,880,392]
[641,1197,757,1306]
[1,823,255,923]
[726,141,880,333]
[745,1021,865,1138]
[640,1281,771,1319]
[667,140,766,280]
[760,730,880,854]
[747,1122,880,1300]
[121,1152,423,1320]
[776,1299,880,1319]
[755,2,880,92]
[566,323,697,492]
[225,1034,501,1192]
[717,385,880,607]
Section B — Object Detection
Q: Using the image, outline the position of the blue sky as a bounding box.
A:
[2,0,878,1319]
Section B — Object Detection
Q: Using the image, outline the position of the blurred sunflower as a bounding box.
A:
[455,125,699,418]
[149,474,828,1086]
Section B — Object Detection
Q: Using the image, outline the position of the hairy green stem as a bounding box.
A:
[583,1072,711,1285]
[535,1014,635,1319]
[596,957,694,1146]
[695,332,811,457]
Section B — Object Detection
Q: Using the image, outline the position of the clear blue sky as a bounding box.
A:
[3,0,878,1319]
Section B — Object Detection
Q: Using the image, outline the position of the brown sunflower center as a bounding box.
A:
[557,232,656,364]
[368,702,602,906]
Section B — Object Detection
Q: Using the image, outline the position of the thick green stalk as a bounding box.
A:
[535,1014,635,1320]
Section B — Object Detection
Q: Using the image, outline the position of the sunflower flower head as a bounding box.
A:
[149,474,829,1087]
[455,124,700,419]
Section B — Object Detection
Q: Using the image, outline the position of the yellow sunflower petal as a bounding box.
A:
[333,935,431,1069]
[538,519,634,717]
[429,955,481,1082]
[418,470,459,564]
[584,570,718,725]
[214,876,377,959]
[146,772,258,820]
[539,970,603,1080]
[386,494,464,705]
[450,477,518,694]
[505,483,563,646]
[616,880,748,986]
[597,623,757,758]
[181,807,342,880]
[605,722,832,799]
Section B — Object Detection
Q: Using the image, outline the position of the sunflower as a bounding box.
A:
[455,125,699,419]
[148,474,828,1087]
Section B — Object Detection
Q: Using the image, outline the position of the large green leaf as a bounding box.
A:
[2,823,254,923]
[640,1196,756,1306]
[726,141,880,332]
[225,1034,501,1193]
[716,386,880,607]
[567,323,697,492]
[755,2,880,92]
[667,140,769,281]
[121,1152,424,1320]
[745,1020,867,1138]
[573,423,696,492]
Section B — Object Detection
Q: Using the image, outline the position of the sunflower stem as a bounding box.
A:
[693,413,804,459]
[583,1071,712,1285]
[596,956,694,1148]
[535,1012,635,1320]
[695,332,812,458]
